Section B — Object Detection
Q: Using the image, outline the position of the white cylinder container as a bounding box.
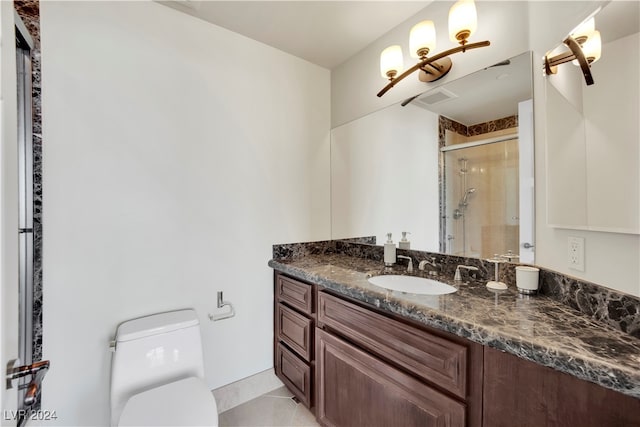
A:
[516,266,540,294]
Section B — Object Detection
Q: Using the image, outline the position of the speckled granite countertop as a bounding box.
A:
[269,253,640,399]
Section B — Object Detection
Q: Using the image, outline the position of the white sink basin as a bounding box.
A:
[367,275,457,295]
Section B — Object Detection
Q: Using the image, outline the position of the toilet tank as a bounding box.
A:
[110,309,206,426]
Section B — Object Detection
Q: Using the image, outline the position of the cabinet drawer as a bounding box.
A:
[316,329,465,427]
[276,274,313,314]
[318,292,468,399]
[275,342,312,408]
[276,303,313,361]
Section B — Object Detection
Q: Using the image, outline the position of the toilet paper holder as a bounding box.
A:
[209,291,235,322]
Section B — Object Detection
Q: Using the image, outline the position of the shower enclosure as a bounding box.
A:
[442,134,520,258]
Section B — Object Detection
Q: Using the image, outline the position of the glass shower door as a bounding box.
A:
[443,138,520,259]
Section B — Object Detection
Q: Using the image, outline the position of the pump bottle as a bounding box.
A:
[384,233,396,266]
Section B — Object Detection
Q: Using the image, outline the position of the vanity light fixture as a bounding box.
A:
[377,0,490,97]
[544,17,602,86]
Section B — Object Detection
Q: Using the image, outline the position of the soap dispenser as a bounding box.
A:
[384,233,396,266]
[399,232,411,250]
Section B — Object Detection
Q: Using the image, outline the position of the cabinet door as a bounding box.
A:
[483,347,640,427]
[316,329,465,427]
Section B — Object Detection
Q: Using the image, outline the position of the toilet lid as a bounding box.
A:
[119,377,218,426]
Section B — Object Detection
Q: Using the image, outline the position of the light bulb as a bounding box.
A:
[380,45,404,80]
[571,17,595,45]
[410,21,436,59]
[572,30,601,66]
[582,30,602,63]
[449,0,478,44]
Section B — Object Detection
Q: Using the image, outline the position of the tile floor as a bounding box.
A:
[219,386,319,427]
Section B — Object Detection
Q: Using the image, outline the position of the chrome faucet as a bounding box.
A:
[454,265,479,281]
[418,257,441,276]
[397,255,413,273]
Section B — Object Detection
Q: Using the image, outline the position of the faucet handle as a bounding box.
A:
[454,265,479,281]
[418,258,441,276]
[418,259,434,271]
[397,255,413,273]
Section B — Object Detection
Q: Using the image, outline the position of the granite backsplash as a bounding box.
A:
[272,239,640,339]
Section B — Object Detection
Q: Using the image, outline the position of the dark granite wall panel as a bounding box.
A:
[540,271,640,338]
[272,237,375,260]
[14,0,43,363]
[272,239,338,260]
[437,114,518,146]
[467,115,518,136]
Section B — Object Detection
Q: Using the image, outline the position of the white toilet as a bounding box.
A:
[110,309,218,426]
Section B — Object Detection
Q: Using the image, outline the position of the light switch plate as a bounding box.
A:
[568,236,585,271]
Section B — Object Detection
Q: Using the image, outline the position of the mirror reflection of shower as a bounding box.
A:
[442,125,520,258]
[453,158,472,219]
[452,158,477,253]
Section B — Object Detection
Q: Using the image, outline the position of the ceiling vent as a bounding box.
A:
[415,88,458,107]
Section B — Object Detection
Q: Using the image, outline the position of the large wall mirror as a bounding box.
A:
[545,1,639,235]
[331,51,534,262]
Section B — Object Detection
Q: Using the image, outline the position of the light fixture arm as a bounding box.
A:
[544,35,594,86]
[377,40,490,97]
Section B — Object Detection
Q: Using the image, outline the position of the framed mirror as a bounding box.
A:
[331,51,534,262]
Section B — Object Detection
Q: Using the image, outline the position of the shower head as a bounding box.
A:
[460,188,476,206]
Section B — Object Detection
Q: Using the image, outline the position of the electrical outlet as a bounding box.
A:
[568,236,585,271]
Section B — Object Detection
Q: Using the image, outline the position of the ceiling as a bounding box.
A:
[158,1,431,69]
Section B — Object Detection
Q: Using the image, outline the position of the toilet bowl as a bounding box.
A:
[118,377,217,426]
[110,309,218,426]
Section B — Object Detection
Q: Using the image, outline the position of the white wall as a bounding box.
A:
[331,103,439,251]
[40,1,330,425]
[530,1,640,296]
[331,1,530,127]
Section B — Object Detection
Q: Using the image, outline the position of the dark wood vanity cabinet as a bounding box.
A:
[274,273,315,408]
[316,291,483,427]
[483,346,640,427]
[273,272,640,427]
